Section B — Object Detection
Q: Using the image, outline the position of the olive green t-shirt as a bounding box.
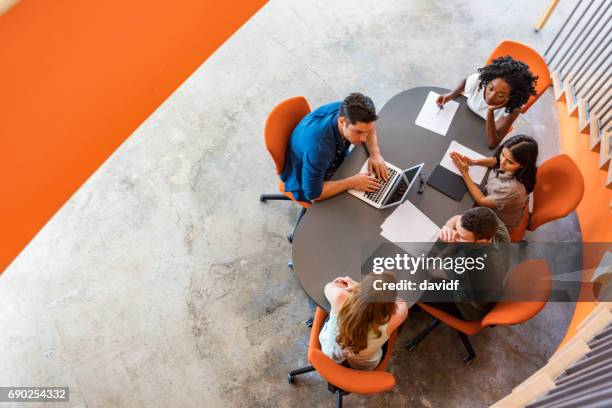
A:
[453,216,510,321]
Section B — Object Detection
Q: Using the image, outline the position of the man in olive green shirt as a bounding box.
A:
[428,207,510,321]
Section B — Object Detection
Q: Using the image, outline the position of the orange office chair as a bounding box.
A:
[486,40,552,113]
[529,154,584,231]
[407,259,551,364]
[289,307,400,408]
[508,154,584,242]
[260,96,312,243]
[508,206,530,242]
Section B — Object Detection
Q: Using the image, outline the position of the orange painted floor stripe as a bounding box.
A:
[0,0,267,273]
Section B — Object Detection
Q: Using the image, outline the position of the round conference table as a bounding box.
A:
[291,86,492,310]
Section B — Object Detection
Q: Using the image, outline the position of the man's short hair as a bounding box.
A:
[460,207,498,240]
[339,93,378,124]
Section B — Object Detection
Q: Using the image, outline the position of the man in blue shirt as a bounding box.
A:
[281,93,389,202]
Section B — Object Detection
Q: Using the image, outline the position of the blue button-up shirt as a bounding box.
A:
[281,101,349,201]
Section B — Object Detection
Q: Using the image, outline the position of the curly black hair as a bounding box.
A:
[478,56,538,113]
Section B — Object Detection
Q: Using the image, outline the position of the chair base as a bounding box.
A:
[287,207,307,243]
[457,331,476,364]
[288,365,315,383]
[406,318,441,350]
[289,365,348,408]
[260,194,307,244]
[407,317,476,364]
[328,384,349,408]
[260,193,290,202]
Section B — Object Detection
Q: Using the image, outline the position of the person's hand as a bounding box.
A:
[450,151,474,166]
[368,153,389,181]
[487,100,507,112]
[450,152,469,175]
[436,93,454,107]
[351,173,382,192]
[439,225,457,242]
[343,276,359,289]
[333,276,349,287]
[333,276,358,289]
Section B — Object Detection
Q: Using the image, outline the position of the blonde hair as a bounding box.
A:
[336,272,397,354]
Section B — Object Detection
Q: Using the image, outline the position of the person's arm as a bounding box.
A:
[471,157,497,167]
[313,174,381,201]
[302,152,328,201]
[450,152,497,168]
[302,151,379,201]
[365,131,389,181]
[450,154,496,208]
[485,109,519,149]
[303,149,381,201]
[436,79,467,106]
[463,173,495,208]
[314,178,355,201]
[324,276,357,313]
[386,301,409,335]
[439,215,461,242]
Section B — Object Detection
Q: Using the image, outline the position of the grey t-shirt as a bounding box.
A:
[485,170,528,229]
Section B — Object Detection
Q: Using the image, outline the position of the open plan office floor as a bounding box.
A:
[0,1,580,407]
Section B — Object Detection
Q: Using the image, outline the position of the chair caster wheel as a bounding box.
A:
[288,374,295,384]
[463,356,475,365]
[406,342,417,351]
[287,233,293,243]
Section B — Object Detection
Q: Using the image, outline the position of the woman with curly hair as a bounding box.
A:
[450,134,538,229]
[437,56,538,149]
[319,272,408,370]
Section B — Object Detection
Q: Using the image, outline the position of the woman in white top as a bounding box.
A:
[319,272,408,370]
[436,56,538,149]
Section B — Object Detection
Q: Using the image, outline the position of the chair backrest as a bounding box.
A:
[264,96,311,175]
[307,307,396,394]
[486,40,552,113]
[530,154,584,231]
[509,206,530,242]
[482,259,552,327]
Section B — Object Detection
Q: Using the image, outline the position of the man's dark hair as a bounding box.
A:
[460,207,498,240]
[477,56,538,113]
[339,92,378,124]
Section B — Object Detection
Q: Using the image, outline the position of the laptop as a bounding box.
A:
[348,161,424,209]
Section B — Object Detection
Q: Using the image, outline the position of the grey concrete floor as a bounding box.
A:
[1,1,581,407]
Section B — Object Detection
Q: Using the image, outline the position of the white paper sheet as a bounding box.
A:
[414,91,459,136]
[380,200,440,243]
[440,140,488,184]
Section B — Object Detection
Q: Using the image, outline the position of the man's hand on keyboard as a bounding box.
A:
[368,153,389,181]
[350,173,382,192]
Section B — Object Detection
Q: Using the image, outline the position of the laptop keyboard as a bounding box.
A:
[365,167,398,204]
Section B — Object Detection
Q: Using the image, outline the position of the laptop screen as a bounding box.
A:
[383,166,420,207]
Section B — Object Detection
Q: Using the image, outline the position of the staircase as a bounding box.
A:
[545,0,611,191]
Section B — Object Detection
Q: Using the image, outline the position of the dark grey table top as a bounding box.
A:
[292,86,491,310]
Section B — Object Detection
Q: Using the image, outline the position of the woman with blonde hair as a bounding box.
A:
[319,272,408,370]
